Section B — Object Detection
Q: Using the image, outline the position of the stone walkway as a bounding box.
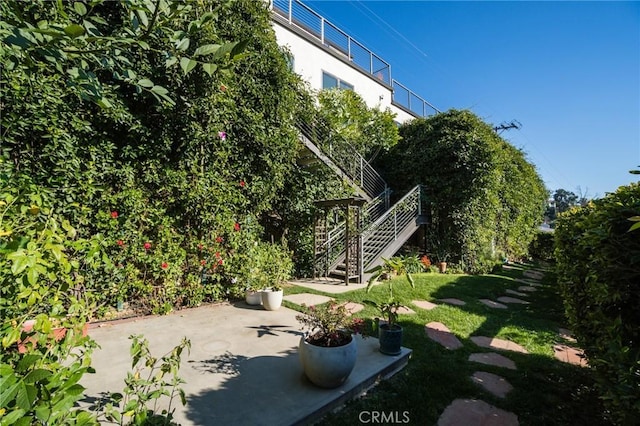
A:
[291,266,587,425]
[425,264,587,425]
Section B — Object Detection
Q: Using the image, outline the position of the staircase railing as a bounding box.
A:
[361,185,426,268]
[297,118,387,199]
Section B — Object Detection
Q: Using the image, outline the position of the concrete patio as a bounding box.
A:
[80,299,411,425]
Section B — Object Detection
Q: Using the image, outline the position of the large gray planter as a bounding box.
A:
[298,335,357,388]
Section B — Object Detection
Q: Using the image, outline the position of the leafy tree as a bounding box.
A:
[317,89,400,161]
[378,109,546,273]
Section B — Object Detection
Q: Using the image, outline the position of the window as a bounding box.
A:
[322,71,353,91]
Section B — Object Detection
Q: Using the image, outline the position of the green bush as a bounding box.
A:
[554,182,640,424]
[528,231,555,262]
[379,110,547,274]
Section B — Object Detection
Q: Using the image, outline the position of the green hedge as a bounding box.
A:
[554,182,640,423]
[528,231,555,262]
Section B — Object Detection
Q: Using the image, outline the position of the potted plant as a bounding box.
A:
[366,256,415,298]
[296,301,365,388]
[375,300,404,355]
[249,242,292,311]
[365,256,415,355]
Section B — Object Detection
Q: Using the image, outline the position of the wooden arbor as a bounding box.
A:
[313,197,367,285]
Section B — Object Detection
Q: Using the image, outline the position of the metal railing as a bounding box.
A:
[297,118,387,199]
[362,185,425,268]
[392,80,440,118]
[272,0,391,85]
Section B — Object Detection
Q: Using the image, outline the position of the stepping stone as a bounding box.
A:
[517,286,538,292]
[412,300,438,310]
[497,296,530,305]
[505,289,528,297]
[558,328,577,343]
[469,352,517,370]
[471,336,529,354]
[479,299,508,309]
[336,302,364,314]
[283,293,332,307]
[439,298,466,306]
[515,278,543,287]
[501,264,520,271]
[437,398,519,426]
[471,371,514,398]
[523,270,544,280]
[396,305,416,315]
[553,344,587,367]
[425,322,463,350]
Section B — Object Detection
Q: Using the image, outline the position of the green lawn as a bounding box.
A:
[286,265,608,425]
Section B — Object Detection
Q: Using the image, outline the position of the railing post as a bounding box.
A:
[360,157,363,188]
[321,17,325,45]
[394,209,397,239]
[288,0,292,23]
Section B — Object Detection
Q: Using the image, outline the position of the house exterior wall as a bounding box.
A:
[271,14,416,123]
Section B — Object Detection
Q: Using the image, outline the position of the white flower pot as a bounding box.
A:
[261,288,283,311]
[245,290,262,306]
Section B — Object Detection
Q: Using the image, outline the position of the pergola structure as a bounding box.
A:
[313,197,367,285]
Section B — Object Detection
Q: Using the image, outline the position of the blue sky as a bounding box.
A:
[305,0,640,198]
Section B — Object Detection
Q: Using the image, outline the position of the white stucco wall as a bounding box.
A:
[272,22,415,124]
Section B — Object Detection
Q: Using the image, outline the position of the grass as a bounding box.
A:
[287,264,609,425]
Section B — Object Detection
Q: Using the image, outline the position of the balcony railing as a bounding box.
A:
[272,0,440,119]
[392,80,440,117]
[272,0,391,85]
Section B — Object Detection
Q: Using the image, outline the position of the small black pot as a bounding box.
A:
[379,323,403,355]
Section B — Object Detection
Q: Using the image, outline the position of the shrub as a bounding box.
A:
[528,230,555,262]
[554,182,640,423]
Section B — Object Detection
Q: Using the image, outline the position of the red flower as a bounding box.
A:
[198,243,203,251]
[200,259,206,265]
[219,84,227,92]
[216,236,223,243]
[215,252,221,259]
[144,242,152,251]
[161,262,168,269]
[117,239,125,247]
[111,211,118,219]
[234,222,240,232]
[239,180,246,187]
[217,259,224,266]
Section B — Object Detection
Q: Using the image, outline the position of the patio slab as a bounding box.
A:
[288,278,368,294]
[284,293,333,307]
[80,302,411,426]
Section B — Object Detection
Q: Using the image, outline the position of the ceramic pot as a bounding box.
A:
[378,323,403,355]
[298,334,357,388]
[261,288,283,311]
[245,290,262,306]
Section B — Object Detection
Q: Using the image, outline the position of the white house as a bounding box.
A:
[270,0,439,123]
